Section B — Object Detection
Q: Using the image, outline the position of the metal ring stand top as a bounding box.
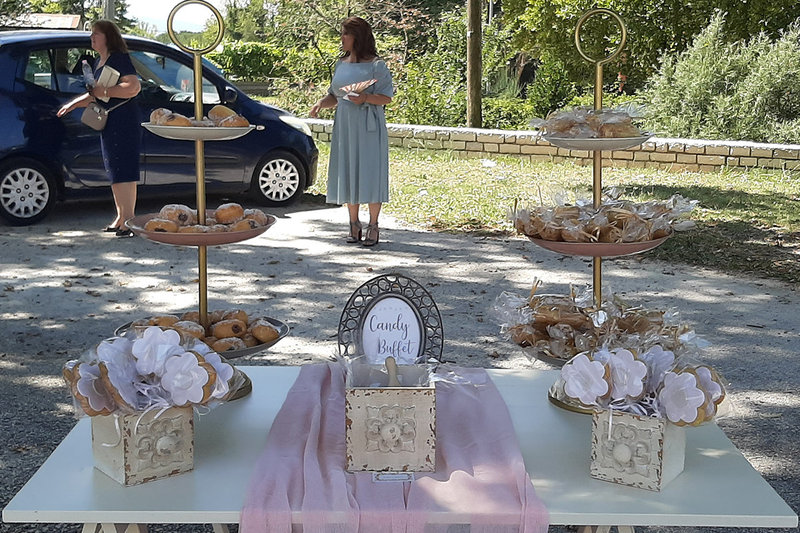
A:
[573,8,629,308]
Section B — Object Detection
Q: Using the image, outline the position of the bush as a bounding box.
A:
[640,13,800,144]
[483,96,535,129]
[526,54,576,119]
[207,41,287,80]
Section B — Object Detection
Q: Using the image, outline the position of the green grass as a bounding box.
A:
[309,144,800,285]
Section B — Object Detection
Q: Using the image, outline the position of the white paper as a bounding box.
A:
[96,65,119,102]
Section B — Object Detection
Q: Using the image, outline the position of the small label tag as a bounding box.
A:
[373,471,415,482]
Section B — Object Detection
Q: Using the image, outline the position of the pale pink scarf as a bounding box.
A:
[240,363,549,533]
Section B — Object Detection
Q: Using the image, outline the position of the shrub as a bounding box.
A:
[526,54,576,119]
[640,13,800,144]
[207,41,287,80]
[483,96,536,129]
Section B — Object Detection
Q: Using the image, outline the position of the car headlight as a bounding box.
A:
[279,115,313,137]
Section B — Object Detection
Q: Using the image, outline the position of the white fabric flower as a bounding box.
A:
[638,345,675,393]
[96,337,133,364]
[132,326,184,377]
[658,371,706,425]
[75,363,115,414]
[161,352,212,406]
[607,348,647,401]
[561,353,609,406]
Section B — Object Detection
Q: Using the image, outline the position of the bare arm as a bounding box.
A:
[56,92,93,117]
[309,93,338,118]
[93,74,141,101]
[347,93,391,106]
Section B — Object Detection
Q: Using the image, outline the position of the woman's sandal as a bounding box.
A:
[362,223,379,247]
[103,226,120,233]
[115,228,135,238]
[346,220,362,243]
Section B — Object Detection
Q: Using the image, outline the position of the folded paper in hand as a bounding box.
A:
[340,79,376,101]
[96,65,120,102]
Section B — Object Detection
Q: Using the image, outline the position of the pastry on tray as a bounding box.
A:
[148,104,250,127]
[138,203,270,234]
[130,309,281,352]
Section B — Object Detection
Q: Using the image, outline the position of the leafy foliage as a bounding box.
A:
[525,54,576,119]
[207,41,288,80]
[641,14,800,143]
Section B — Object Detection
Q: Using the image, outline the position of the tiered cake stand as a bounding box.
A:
[124,1,287,368]
[524,9,668,409]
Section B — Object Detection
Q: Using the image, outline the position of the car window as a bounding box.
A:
[24,47,96,94]
[129,49,220,104]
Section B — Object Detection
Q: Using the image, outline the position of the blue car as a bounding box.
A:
[0,30,318,225]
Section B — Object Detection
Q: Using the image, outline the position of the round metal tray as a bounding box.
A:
[527,235,670,257]
[547,380,595,415]
[521,346,569,367]
[543,134,651,151]
[126,211,275,246]
[142,123,256,141]
[114,316,289,360]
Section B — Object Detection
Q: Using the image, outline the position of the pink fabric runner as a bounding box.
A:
[240,363,549,533]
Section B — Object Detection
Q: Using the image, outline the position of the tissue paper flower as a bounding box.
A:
[73,363,115,416]
[96,337,133,364]
[658,371,706,425]
[638,345,675,393]
[161,352,215,406]
[562,353,610,406]
[132,327,184,377]
[606,348,647,401]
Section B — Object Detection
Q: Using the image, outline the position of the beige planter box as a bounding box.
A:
[345,364,435,472]
[91,406,194,486]
[590,409,685,491]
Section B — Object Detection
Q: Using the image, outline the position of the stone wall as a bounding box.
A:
[306,119,800,172]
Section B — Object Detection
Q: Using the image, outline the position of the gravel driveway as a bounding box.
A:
[1,195,798,533]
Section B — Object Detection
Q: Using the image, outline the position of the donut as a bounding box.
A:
[229,218,259,232]
[202,336,218,346]
[208,309,227,324]
[243,208,270,226]
[181,311,201,323]
[209,224,229,232]
[144,218,179,233]
[178,225,208,233]
[161,351,217,406]
[211,337,246,352]
[211,318,247,339]
[222,309,249,324]
[171,320,206,340]
[208,104,236,123]
[213,203,244,224]
[216,114,250,127]
[160,113,192,127]
[150,108,172,124]
[159,204,196,226]
[241,333,260,347]
[148,314,180,327]
[250,318,280,343]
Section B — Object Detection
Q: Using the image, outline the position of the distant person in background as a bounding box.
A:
[57,20,141,238]
[309,16,393,247]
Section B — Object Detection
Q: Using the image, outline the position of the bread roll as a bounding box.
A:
[161,113,192,127]
[208,104,236,122]
[150,107,171,124]
[216,114,250,127]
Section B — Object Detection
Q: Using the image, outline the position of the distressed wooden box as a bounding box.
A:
[345,364,435,472]
[91,406,194,486]
[590,409,685,491]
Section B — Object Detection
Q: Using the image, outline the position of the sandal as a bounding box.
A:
[362,223,379,247]
[103,225,120,233]
[115,228,135,238]
[346,220,362,243]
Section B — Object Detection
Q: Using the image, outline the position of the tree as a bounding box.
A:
[500,0,800,92]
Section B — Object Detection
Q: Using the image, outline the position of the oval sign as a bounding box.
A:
[360,296,422,364]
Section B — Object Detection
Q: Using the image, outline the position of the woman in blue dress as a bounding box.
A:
[57,20,141,237]
[310,17,393,247]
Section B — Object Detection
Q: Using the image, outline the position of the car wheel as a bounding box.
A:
[0,158,57,225]
[250,150,306,206]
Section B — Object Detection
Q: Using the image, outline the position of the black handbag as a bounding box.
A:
[80,99,129,131]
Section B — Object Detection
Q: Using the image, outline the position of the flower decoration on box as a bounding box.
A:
[62,326,242,417]
[559,344,727,426]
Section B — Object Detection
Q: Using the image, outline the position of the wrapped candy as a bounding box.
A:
[530,106,646,138]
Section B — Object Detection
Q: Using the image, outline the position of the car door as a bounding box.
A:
[128,47,246,188]
[19,44,120,188]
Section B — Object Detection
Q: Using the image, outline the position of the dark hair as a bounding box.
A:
[92,20,128,54]
[340,17,377,61]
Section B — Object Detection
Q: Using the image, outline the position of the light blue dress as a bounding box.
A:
[326,58,394,205]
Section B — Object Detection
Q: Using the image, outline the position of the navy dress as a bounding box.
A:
[94,52,141,184]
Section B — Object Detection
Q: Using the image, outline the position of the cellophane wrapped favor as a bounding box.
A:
[62,325,246,417]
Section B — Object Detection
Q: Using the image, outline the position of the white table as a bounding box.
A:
[3,367,797,532]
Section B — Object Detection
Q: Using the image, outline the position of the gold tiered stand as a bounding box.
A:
[126,1,284,393]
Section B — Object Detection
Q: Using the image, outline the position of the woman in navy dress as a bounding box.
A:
[58,20,141,237]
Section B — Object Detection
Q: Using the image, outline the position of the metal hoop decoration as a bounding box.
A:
[167,0,224,55]
[573,8,627,66]
[337,273,444,363]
